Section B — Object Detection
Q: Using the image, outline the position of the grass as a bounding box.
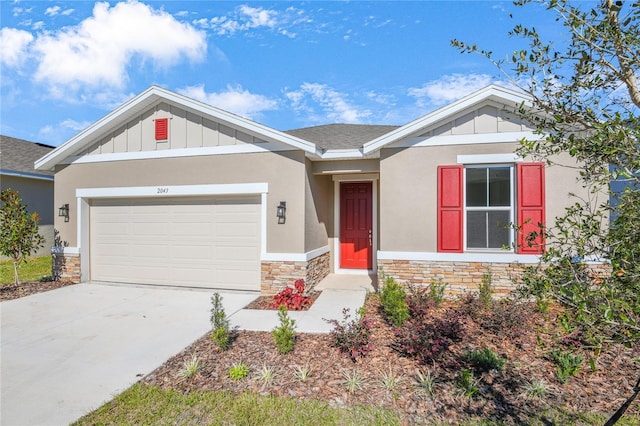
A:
[0,256,51,285]
[72,383,402,426]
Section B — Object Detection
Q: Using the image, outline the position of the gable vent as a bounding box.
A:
[155,118,168,140]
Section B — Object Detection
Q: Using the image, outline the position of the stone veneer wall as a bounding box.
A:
[378,259,527,296]
[52,253,81,283]
[378,259,612,296]
[261,251,331,295]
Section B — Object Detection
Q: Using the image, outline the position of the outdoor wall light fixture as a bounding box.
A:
[58,204,69,222]
[277,201,286,224]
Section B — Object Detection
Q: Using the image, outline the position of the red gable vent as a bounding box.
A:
[155,118,168,140]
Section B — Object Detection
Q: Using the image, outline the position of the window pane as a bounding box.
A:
[487,211,510,248]
[466,168,487,207]
[489,167,511,206]
[466,211,486,248]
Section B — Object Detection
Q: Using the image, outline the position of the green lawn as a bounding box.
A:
[71,383,640,426]
[0,256,52,285]
[72,383,402,426]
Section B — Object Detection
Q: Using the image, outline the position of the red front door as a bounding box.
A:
[340,182,372,269]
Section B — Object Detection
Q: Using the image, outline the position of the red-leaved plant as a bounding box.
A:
[270,279,312,310]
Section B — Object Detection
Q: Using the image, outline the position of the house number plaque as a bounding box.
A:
[157,187,169,194]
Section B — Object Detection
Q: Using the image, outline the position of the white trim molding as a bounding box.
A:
[261,245,330,262]
[390,131,540,150]
[457,153,522,164]
[0,170,54,181]
[51,246,80,255]
[377,250,542,264]
[64,143,296,166]
[76,183,268,198]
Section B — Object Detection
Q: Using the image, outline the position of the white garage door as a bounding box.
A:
[90,197,260,290]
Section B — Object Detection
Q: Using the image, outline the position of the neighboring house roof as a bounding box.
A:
[285,124,400,151]
[0,135,55,180]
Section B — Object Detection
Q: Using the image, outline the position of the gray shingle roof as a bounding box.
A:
[284,124,400,150]
[0,135,55,177]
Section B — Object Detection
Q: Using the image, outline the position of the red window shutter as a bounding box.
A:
[155,118,168,140]
[437,165,463,253]
[517,162,546,254]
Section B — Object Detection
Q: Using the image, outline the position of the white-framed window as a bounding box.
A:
[464,165,514,250]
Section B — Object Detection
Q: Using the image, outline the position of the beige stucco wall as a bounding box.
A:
[1,175,54,257]
[304,160,332,252]
[379,143,589,252]
[53,150,306,253]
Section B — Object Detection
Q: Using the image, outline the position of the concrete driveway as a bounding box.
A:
[1,282,257,426]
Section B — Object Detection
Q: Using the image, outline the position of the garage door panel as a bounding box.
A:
[91,197,260,290]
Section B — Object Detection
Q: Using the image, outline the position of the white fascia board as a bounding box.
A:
[76,183,268,199]
[62,142,296,165]
[0,170,54,181]
[363,85,531,155]
[377,250,541,264]
[320,149,365,159]
[36,86,316,171]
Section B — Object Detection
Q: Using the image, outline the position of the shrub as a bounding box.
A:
[272,305,296,354]
[394,309,466,364]
[406,279,448,319]
[380,276,410,326]
[177,354,201,380]
[465,348,506,372]
[477,299,531,341]
[479,270,494,308]
[210,293,231,350]
[228,362,250,380]
[550,350,583,383]
[456,369,479,397]
[325,308,374,362]
[271,279,311,310]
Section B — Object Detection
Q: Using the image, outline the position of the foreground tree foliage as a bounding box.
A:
[0,189,45,285]
[453,1,639,422]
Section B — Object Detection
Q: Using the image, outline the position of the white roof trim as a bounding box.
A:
[363,85,532,155]
[35,86,316,171]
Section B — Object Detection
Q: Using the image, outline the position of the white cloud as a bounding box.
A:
[61,9,74,16]
[0,27,34,68]
[408,73,494,107]
[194,4,302,38]
[60,118,91,131]
[285,83,371,124]
[32,1,206,95]
[178,84,278,119]
[45,6,61,16]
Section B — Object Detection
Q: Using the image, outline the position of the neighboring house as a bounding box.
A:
[1,136,55,258]
[35,85,588,294]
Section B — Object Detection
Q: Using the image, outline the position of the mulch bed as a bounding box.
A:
[144,295,640,424]
[0,280,77,302]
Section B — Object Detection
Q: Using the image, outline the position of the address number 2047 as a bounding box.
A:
[157,187,169,194]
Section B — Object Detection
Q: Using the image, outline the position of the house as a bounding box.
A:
[1,135,55,258]
[35,85,587,294]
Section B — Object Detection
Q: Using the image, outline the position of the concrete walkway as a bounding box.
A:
[0,275,371,425]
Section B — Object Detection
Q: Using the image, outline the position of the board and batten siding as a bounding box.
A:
[84,102,267,156]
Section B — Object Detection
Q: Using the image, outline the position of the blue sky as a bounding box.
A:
[0,1,561,147]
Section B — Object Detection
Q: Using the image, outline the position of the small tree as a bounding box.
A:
[0,189,45,285]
